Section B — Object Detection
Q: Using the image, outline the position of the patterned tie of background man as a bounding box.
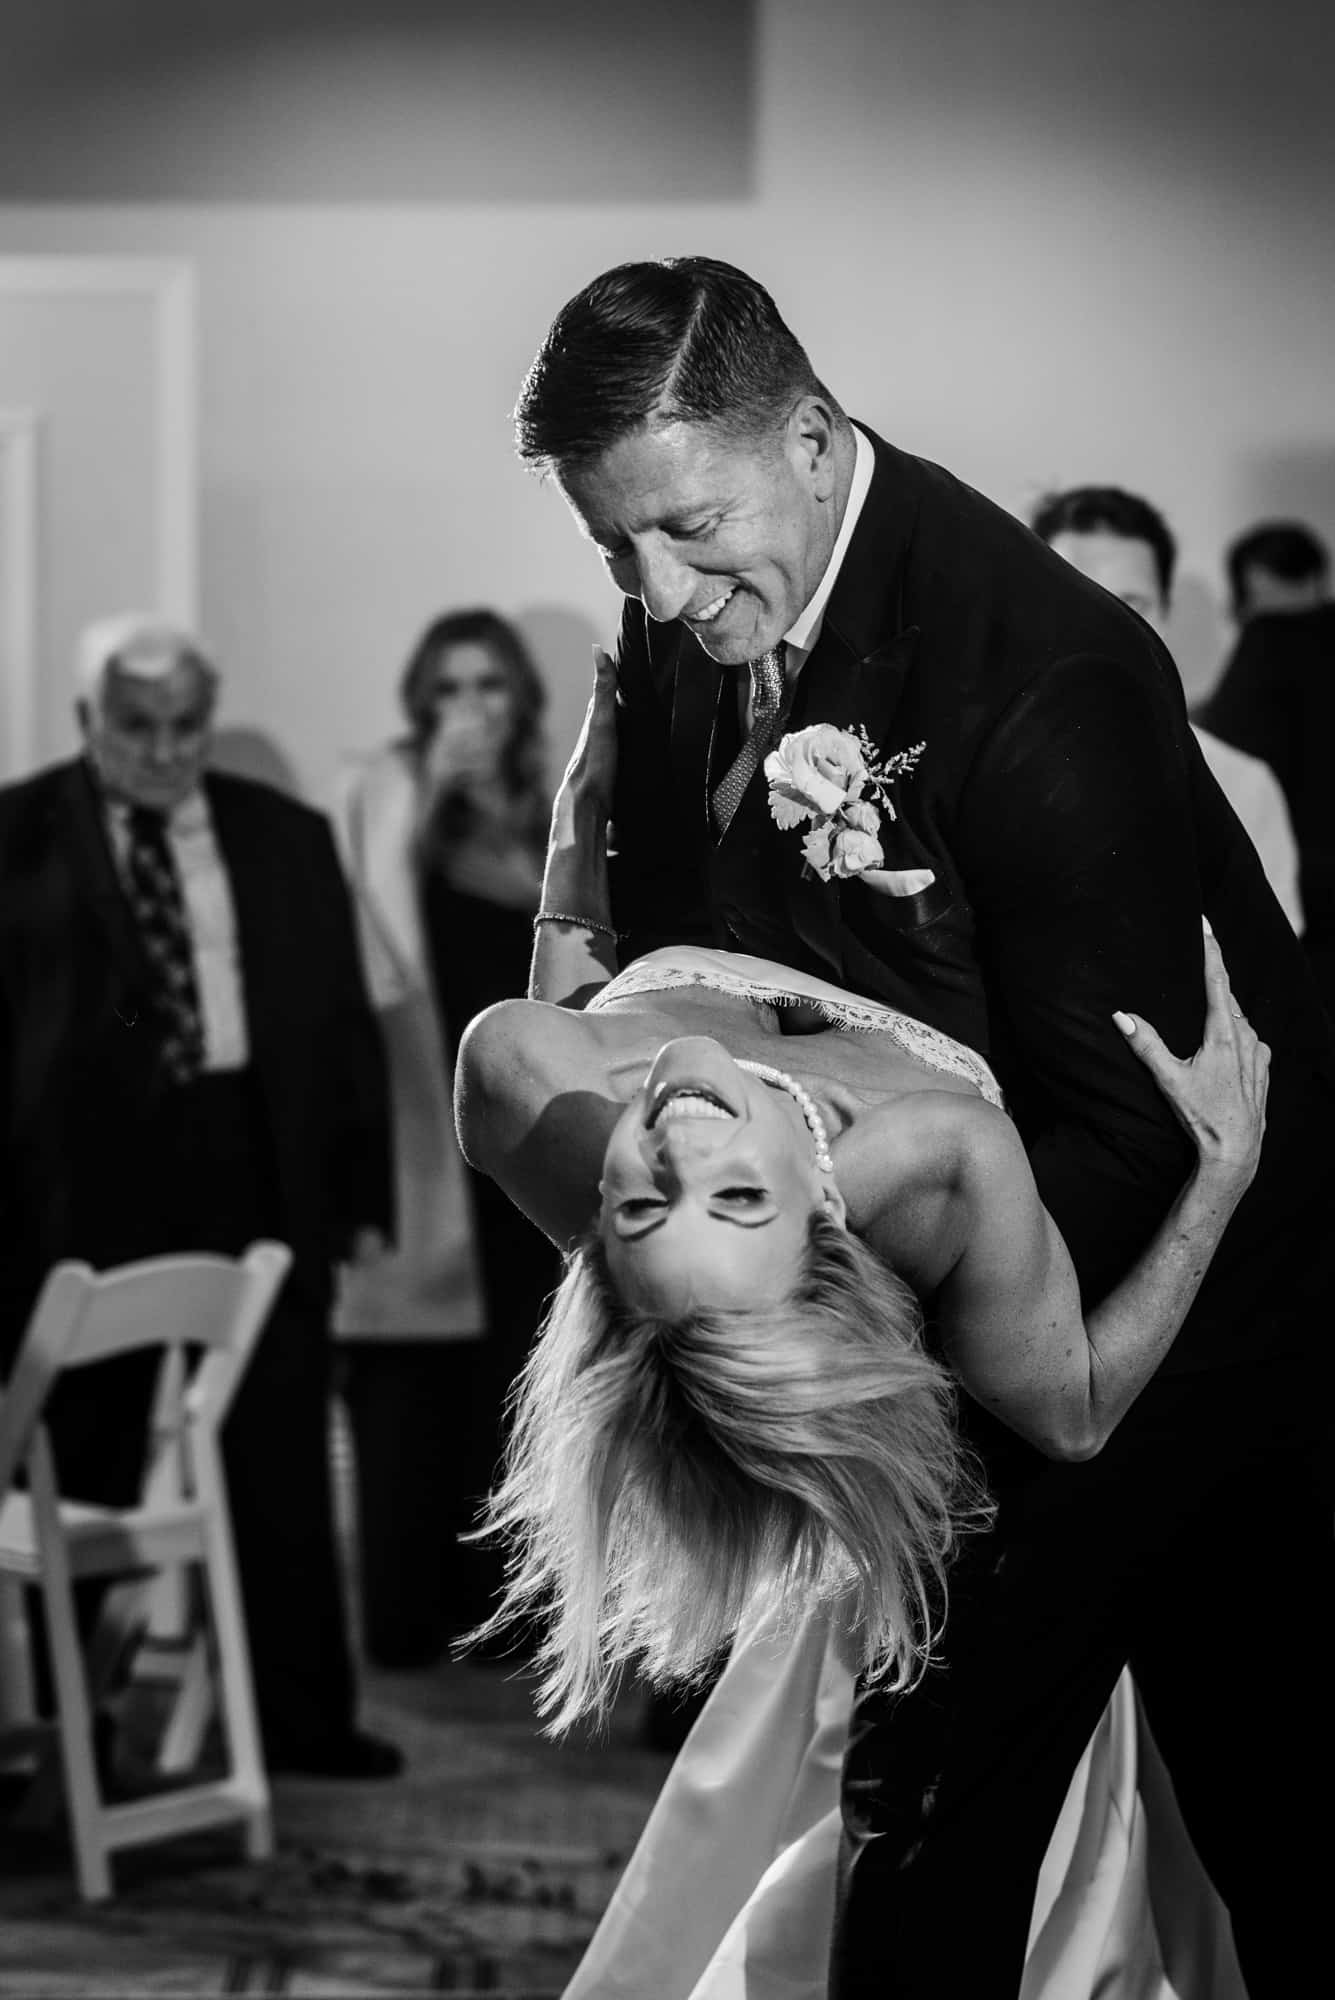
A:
[711,646,787,836]
[123,805,206,1084]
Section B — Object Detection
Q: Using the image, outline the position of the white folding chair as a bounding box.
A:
[0,1241,291,1899]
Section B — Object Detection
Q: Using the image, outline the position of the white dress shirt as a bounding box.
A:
[105,789,250,1070]
[1191,725,1304,933]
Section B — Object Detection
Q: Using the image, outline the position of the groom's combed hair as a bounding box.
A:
[513,257,842,476]
[465,1212,989,1734]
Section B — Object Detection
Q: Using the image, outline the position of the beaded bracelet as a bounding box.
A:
[533,910,621,942]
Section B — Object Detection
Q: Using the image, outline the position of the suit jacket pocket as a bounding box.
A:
[844,870,955,935]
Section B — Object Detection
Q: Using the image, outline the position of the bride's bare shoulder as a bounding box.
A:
[455,998,603,1162]
[457,992,607,1064]
[837,1091,1022,1291]
[835,1086,1012,1178]
[458,995,555,1065]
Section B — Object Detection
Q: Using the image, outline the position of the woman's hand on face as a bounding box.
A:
[423,707,500,793]
[554,647,619,820]
[1113,922,1271,1184]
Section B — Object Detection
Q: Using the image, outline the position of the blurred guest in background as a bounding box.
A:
[1226,519,1330,624]
[1203,557,1335,1014]
[0,615,400,1779]
[1033,485,1304,932]
[335,609,560,1666]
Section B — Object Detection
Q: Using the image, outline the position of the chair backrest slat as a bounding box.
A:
[61,1248,290,1372]
[0,1264,95,1493]
[0,1243,292,1494]
[187,1243,293,1434]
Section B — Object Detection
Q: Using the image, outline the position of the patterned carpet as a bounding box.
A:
[0,1408,668,1998]
[0,1655,667,1998]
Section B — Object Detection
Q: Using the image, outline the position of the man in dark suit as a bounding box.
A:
[1224,518,1329,626]
[0,614,401,1780]
[514,259,1335,1997]
[1202,599,1335,1016]
[1030,481,1304,931]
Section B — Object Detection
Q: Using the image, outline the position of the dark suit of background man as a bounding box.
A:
[1201,521,1335,1017]
[1031,481,1304,932]
[0,615,401,1780]
[513,258,1335,1999]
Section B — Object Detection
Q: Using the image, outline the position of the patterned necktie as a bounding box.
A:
[711,647,786,835]
[124,805,206,1084]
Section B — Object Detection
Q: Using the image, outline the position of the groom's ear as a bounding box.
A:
[785,395,840,502]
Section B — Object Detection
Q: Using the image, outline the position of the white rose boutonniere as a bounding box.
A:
[764,724,930,888]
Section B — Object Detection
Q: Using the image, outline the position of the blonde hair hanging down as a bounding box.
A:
[466,1213,992,1734]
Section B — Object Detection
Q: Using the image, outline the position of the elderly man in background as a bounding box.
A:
[0,615,400,1781]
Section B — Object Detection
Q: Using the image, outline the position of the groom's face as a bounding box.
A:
[557,403,841,666]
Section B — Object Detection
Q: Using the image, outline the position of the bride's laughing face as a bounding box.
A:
[597,1038,843,1314]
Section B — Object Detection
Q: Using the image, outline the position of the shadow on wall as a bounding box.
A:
[0,0,757,203]
[515,603,609,787]
[211,725,305,799]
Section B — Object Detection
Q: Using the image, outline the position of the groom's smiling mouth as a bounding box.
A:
[686,585,736,626]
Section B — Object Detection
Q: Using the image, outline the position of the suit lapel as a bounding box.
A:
[665,624,730,837]
[204,775,270,1046]
[765,624,917,983]
[57,760,154,1000]
[664,427,925,970]
[775,433,924,980]
[790,622,921,743]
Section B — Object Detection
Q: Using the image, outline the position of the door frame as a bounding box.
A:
[0,258,197,778]
[0,407,38,776]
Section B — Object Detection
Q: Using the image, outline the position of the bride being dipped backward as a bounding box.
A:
[453,652,1260,1999]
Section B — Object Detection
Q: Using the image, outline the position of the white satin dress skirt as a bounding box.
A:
[563,1605,1247,2000]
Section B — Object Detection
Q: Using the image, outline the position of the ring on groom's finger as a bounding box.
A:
[1231,1003,1243,1019]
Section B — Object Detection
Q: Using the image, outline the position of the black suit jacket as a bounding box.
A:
[1200,603,1335,948]
[0,759,393,1356]
[609,427,1335,1367]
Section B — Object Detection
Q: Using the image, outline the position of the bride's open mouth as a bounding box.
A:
[647,1084,738,1130]
[643,1038,745,1124]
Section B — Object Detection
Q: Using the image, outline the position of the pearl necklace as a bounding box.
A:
[735,1059,835,1174]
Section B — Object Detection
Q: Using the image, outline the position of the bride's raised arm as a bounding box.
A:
[528,648,621,1009]
[453,649,624,1247]
[920,924,1268,1459]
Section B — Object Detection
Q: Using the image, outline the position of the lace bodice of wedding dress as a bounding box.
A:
[587,945,1006,1109]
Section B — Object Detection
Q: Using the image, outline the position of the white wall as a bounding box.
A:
[0,0,1331,800]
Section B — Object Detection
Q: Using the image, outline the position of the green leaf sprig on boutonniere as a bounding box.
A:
[764,724,926,884]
